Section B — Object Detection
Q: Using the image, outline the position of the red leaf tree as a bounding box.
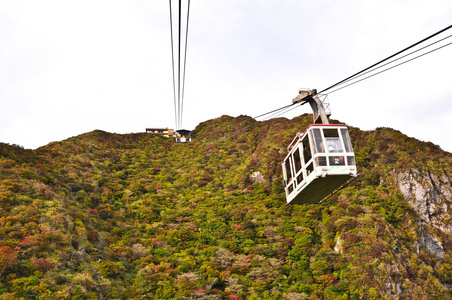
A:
[0,246,18,278]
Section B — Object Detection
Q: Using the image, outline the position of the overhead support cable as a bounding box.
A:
[168,0,178,129]
[199,102,305,145]
[319,24,452,94]
[168,0,190,130]
[327,40,452,95]
[253,103,296,120]
[196,25,452,146]
[177,0,182,128]
[181,0,190,128]
[328,33,452,93]
[264,101,308,121]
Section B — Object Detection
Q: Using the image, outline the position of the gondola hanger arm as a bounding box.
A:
[292,89,330,125]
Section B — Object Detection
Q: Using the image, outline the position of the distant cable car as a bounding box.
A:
[175,129,192,143]
[282,89,357,205]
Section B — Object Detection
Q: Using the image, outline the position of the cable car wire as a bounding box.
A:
[198,102,298,144]
[261,102,307,121]
[217,103,299,141]
[168,0,190,130]
[177,0,182,128]
[253,103,296,120]
[196,30,452,146]
[181,0,190,128]
[332,34,452,90]
[318,24,452,95]
[197,102,307,146]
[169,0,178,129]
[327,40,452,95]
[237,104,304,137]
[195,25,452,146]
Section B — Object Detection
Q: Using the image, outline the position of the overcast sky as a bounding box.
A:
[1,1,451,152]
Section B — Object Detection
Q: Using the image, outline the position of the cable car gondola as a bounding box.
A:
[175,129,192,143]
[282,89,357,205]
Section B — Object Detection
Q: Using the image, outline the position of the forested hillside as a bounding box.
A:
[1,114,451,299]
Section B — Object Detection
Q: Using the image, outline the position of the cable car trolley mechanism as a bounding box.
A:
[282,89,358,205]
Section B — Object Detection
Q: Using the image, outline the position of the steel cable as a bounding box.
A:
[181,0,190,128]
[319,24,452,94]
[327,40,452,95]
[168,0,178,129]
[333,34,452,89]
[189,25,452,146]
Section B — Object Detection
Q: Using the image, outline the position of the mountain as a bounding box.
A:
[0,114,451,299]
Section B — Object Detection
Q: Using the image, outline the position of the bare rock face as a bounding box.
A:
[334,236,343,254]
[385,275,402,299]
[396,168,452,234]
[418,229,445,259]
[251,171,265,183]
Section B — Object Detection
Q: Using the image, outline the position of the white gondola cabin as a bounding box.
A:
[282,124,357,204]
[175,129,192,143]
[282,88,357,205]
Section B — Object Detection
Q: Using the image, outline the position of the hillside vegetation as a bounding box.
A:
[0,114,452,299]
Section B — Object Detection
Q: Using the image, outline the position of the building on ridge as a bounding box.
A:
[145,128,175,138]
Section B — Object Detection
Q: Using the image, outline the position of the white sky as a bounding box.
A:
[1,1,451,152]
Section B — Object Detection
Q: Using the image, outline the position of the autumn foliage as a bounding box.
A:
[0,114,451,298]
[0,246,17,277]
